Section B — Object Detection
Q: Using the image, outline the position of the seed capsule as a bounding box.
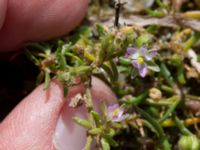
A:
[178,135,200,150]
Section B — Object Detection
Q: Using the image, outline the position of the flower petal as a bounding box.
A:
[117,109,124,118]
[139,46,147,55]
[131,60,140,69]
[120,114,129,121]
[145,49,157,60]
[112,115,119,121]
[108,104,119,112]
[127,47,137,55]
[138,63,147,77]
[113,114,129,122]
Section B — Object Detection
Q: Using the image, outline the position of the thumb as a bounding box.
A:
[0,77,116,150]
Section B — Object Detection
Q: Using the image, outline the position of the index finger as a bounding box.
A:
[0,0,88,51]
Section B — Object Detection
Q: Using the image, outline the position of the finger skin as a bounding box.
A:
[0,0,7,29]
[0,0,88,51]
[0,77,116,150]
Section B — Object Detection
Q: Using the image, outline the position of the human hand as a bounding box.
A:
[0,1,116,150]
[0,0,87,51]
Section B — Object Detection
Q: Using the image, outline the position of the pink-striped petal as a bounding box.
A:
[138,63,147,78]
[108,104,119,112]
[127,47,137,55]
[146,49,157,60]
[131,60,140,69]
[139,46,147,55]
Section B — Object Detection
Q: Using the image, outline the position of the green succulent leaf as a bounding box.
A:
[73,117,92,129]
[103,135,119,147]
[88,128,102,135]
[91,111,102,126]
[101,138,110,150]
[147,61,160,72]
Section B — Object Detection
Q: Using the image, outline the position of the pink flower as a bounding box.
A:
[126,46,157,77]
[107,104,128,122]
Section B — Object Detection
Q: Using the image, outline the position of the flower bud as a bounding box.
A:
[178,135,200,150]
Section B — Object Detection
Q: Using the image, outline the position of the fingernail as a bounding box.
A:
[53,99,88,150]
[53,77,117,150]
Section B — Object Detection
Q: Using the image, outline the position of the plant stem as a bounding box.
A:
[114,0,122,28]
[173,116,193,135]
[83,135,93,150]
[158,96,180,123]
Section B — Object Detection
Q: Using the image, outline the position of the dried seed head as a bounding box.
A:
[149,88,162,101]
[69,93,84,108]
